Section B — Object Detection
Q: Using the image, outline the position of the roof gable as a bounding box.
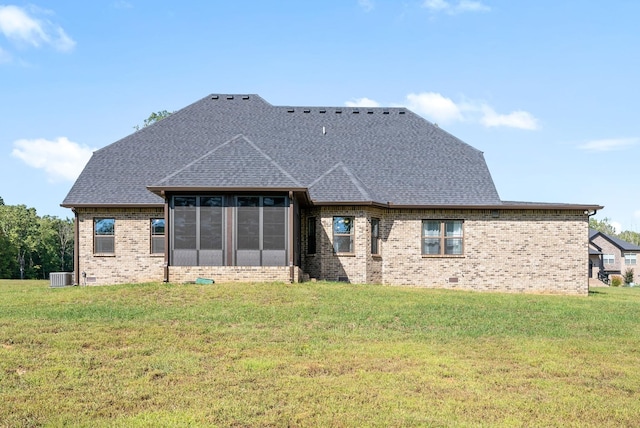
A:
[153,134,301,189]
[308,162,379,203]
[589,229,640,252]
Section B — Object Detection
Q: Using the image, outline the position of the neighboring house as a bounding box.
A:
[589,229,640,282]
[62,94,602,294]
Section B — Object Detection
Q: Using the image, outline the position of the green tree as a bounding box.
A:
[134,110,173,131]
[618,230,640,246]
[0,204,39,279]
[0,202,74,279]
[589,217,617,235]
[38,216,74,275]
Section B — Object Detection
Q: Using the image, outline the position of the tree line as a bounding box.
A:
[0,197,73,279]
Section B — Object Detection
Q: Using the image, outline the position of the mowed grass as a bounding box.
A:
[1,280,639,427]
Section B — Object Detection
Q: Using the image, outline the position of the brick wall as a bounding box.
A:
[301,207,589,295]
[76,207,165,285]
[76,207,297,285]
[77,206,590,294]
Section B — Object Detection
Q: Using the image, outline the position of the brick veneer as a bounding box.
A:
[76,207,165,285]
[302,206,589,295]
[76,207,298,285]
[77,206,589,294]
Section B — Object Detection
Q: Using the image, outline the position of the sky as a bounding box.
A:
[1,0,639,232]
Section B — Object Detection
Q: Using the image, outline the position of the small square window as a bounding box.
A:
[604,254,615,265]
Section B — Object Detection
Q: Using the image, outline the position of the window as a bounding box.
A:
[151,219,165,254]
[625,253,637,265]
[421,220,463,255]
[307,217,316,254]
[333,216,354,253]
[94,218,115,254]
[603,254,615,264]
[371,218,380,255]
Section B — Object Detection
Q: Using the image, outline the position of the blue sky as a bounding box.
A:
[1,0,639,231]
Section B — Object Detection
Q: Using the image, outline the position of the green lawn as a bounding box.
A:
[1,280,639,427]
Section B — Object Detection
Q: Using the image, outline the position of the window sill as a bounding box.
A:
[93,253,115,257]
[150,253,165,257]
[422,254,466,259]
[334,253,356,257]
[372,254,382,259]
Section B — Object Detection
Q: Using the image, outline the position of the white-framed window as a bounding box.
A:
[421,220,464,255]
[333,216,354,254]
[603,254,615,264]
[624,253,637,265]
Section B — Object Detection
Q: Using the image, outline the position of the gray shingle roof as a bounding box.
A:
[62,93,506,207]
[590,229,640,251]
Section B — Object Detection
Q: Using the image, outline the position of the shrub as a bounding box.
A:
[624,268,634,285]
[611,275,623,287]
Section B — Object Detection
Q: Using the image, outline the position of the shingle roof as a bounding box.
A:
[61,94,589,209]
[590,229,640,251]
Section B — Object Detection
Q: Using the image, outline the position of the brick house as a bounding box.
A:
[62,94,602,294]
[589,229,640,283]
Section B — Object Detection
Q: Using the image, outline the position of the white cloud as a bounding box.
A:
[345,97,380,108]
[479,105,539,130]
[404,92,463,123]
[578,138,639,152]
[0,5,75,52]
[345,92,539,130]
[423,0,490,14]
[457,1,491,13]
[358,0,374,12]
[11,137,95,182]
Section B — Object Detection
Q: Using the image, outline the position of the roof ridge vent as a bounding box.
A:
[226,95,234,100]
[242,95,250,100]
[211,95,219,100]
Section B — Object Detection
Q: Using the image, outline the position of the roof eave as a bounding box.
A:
[313,201,604,211]
[146,186,313,206]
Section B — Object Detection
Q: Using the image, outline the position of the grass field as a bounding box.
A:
[1,280,639,427]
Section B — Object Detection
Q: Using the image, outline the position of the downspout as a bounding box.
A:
[163,195,170,283]
[289,191,295,283]
[73,208,79,285]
